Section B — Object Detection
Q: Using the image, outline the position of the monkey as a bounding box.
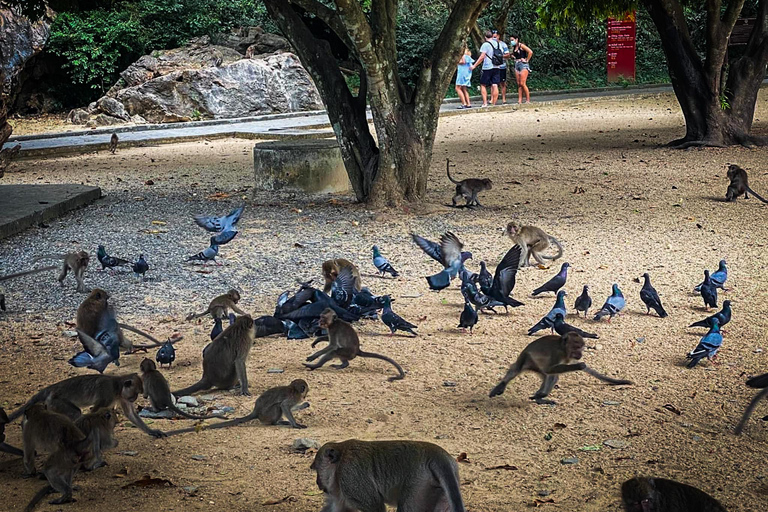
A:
[322,258,362,294]
[74,408,118,470]
[24,447,86,511]
[165,379,310,435]
[0,265,58,283]
[0,406,23,456]
[186,289,247,321]
[21,403,88,477]
[6,373,166,438]
[304,308,405,381]
[621,476,727,512]
[446,158,493,208]
[30,251,90,292]
[0,143,20,179]
[734,372,768,434]
[109,133,118,154]
[489,332,632,405]
[505,222,564,267]
[173,315,255,397]
[725,163,768,203]
[311,439,466,512]
[140,358,226,420]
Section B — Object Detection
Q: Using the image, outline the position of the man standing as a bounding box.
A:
[492,30,511,104]
[471,30,502,107]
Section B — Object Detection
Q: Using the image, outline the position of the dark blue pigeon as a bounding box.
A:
[210,313,236,341]
[187,236,220,265]
[253,315,287,338]
[284,320,309,340]
[461,279,506,314]
[458,300,478,333]
[695,259,727,291]
[381,295,417,336]
[70,306,120,373]
[477,261,493,295]
[132,254,149,279]
[330,266,356,309]
[411,232,472,291]
[686,318,723,368]
[689,300,732,329]
[156,339,177,368]
[594,284,625,322]
[573,285,592,318]
[528,290,567,335]
[640,273,667,318]
[553,313,598,339]
[486,244,525,308]
[532,262,570,296]
[194,205,245,233]
[274,284,314,317]
[97,245,130,271]
[699,270,718,309]
[372,246,399,277]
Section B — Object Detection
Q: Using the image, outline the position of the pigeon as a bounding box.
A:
[686,318,723,368]
[372,245,399,277]
[699,270,718,309]
[639,273,668,318]
[746,372,768,389]
[187,237,220,265]
[695,259,727,291]
[477,261,493,295]
[212,229,238,245]
[458,267,478,284]
[210,313,236,341]
[70,305,121,373]
[284,319,309,340]
[532,262,570,296]
[689,300,732,329]
[458,300,478,333]
[274,284,315,317]
[348,289,388,319]
[330,266,356,309]
[132,254,149,279]
[96,245,130,271]
[253,315,286,338]
[381,295,417,336]
[553,313,598,339]
[194,205,245,233]
[594,284,625,322]
[528,290,567,335]
[486,244,525,308]
[156,339,176,368]
[411,232,472,291]
[461,279,506,314]
[573,285,592,318]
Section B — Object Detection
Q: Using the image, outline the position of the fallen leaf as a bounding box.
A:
[578,444,602,452]
[294,243,305,248]
[151,220,167,226]
[262,496,296,506]
[206,192,232,199]
[456,452,469,463]
[122,475,174,489]
[113,467,129,478]
[553,423,566,430]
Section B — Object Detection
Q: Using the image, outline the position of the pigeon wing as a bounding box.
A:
[411,233,443,264]
[493,245,522,297]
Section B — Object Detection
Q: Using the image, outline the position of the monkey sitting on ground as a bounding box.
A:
[447,158,492,208]
[725,163,768,203]
[0,406,23,456]
[140,359,226,420]
[74,408,118,470]
[109,133,118,154]
[173,315,255,397]
[505,222,564,267]
[322,258,362,294]
[186,289,248,321]
[489,332,632,404]
[621,476,727,512]
[165,379,309,435]
[304,308,405,381]
[21,403,88,478]
[32,251,90,292]
[312,439,466,512]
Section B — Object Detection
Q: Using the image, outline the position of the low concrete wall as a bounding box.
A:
[253,139,351,194]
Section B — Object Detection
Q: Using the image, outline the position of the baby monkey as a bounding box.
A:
[186,289,247,321]
[505,222,564,267]
[109,133,118,154]
[447,158,492,208]
[725,163,768,203]
[140,358,226,420]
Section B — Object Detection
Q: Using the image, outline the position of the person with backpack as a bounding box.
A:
[470,30,504,107]
[492,30,511,104]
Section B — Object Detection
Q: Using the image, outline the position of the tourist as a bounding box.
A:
[455,47,474,109]
[510,34,534,104]
[470,30,503,107]
[492,30,511,104]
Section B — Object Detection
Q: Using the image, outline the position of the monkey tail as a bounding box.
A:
[358,350,405,381]
[746,372,768,389]
[164,410,258,436]
[31,254,65,264]
[185,311,207,321]
[0,266,58,283]
[583,365,632,385]
[169,403,227,420]
[735,387,768,435]
[746,186,768,204]
[118,323,161,345]
[6,390,46,422]
[540,237,564,261]
[25,485,54,512]
[433,459,465,512]
[172,379,211,398]
[446,159,460,184]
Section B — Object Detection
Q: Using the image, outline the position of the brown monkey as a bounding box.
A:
[0,265,59,283]
[6,373,165,438]
[725,163,768,203]
[0,406,23,456]
[140,358,226,419]
[186,289,247,321]
[109,133,118,154]
[173,315,255,397]
[165,379,310,435]
[505,222,564,267]
[621,476,727,512]
[74,408,118,470]
[21,403,88,477]
[31,251,90,292]
[489,332,632,404]
[304,308,405,381]
[24,447,86,511]
[322,258,362,293]
[312,439,466,512]
[447,158,492,208]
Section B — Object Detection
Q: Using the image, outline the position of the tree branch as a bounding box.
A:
[288,0,359,60]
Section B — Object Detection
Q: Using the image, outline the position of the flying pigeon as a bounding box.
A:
[486,244,525,308]
[194,205,245,233]
[411,232,472,291]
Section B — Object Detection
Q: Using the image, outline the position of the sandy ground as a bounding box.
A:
[1,91,768,511]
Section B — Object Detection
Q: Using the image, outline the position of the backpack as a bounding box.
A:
[489,41,504,66]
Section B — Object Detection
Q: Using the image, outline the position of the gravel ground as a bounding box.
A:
[1,91,768,511]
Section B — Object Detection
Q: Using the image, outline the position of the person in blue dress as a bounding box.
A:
[455,47,474,109]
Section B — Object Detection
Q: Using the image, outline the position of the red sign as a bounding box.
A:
[607,12,636,82]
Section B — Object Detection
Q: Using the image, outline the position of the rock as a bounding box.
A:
[292,438,320,453]
[66,108,90,125]
[537,490,551,497]
[119,451,138,456]
[61,330,78,338]
[603,439,628,449]
[560,457,579,465]
[443,381,457,387]
[200,394,217,401]
[85,114,125,127]
[245,33,292,57]
[267,368,284,374]
[177,396,199,407]
[214,26,267,55]
[130,114,147,124]
[138,408,174,419]
[96,97,130,121]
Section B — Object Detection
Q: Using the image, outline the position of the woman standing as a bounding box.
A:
[510,35,533,104]
[455,47,474,108]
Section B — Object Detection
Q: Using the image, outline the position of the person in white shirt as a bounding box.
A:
[492,30,511,104]
[470,30,502,107]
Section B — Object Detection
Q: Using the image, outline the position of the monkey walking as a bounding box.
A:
[74,408,118,470]
[17,251,91,292]
[725,164,768,203]
[312,439,466,512]
[489,332,632,405]
[446,158,493,208]
[109,133,118,154]
[186,289,247,321]
[304,308,405,381]
[24,448,86,511]
[140,359,226,420]
[621,476,727,512]
[505,222,564,267]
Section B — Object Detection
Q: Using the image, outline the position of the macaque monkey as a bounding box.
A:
[29,251,90,292]
[312,439,466,512]
[0,406,23,456]
[0,143,20,179]
[186,289,247,321]
[21,403,88,477]
[24,448,86,511]
[621,476,727,512]
[322,258,362,294]
[447,158,492,208]
[6,373,165,438]
[173,315,255,396]
[140,359,226,419]
[725,163,768,203]
[109,133,118,154]
[305,308,405,381]
[489,332,632,404]
[505,222,564,267]
[74,408,118,470]
[165,379,309,435]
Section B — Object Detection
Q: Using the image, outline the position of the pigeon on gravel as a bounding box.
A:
[695,259,727,291]
[686,318,723,368]
[528,290,567,335]
[594,284,625,322]
[381,295,417,336]
[187,237,220,265]
[699,270,718,309]
[486,244,525,308]
[689,300,732,329]
[573,285,592,318]
[553,313,598,339]
[477,261,493,295]
[372,246,399,278]
[210,313,236,341]
[411,232,472,291]
[458,300,478,333]
[532,262,570,296]
[156,339,176,368]
[461,278,506,314]
[194,205,244,233]
[132,254,149,279]
[97,245,130,271]
[640,273,668,317]
[70,306,120,373]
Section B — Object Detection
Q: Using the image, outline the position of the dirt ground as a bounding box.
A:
[1,90,768,511]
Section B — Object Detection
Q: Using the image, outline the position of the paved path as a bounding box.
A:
[10,84,683,158]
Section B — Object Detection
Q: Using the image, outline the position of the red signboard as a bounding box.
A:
[607,12,636,83]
